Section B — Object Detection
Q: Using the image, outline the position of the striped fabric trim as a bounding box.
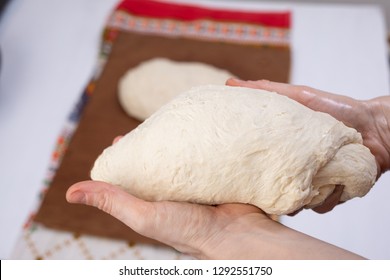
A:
[108,10,290,46]
[117,0,291,28]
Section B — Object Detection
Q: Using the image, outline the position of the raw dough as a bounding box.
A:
[118,58,235,121]
[91,85,377,215]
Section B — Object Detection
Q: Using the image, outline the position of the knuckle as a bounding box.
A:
[88,191,114,215]
[295,85,312,94]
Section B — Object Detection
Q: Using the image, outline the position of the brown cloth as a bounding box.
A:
[34,31,290,244]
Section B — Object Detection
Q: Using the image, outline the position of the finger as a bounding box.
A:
[226,77,249,87]
[227,79,321,106]
[66,181,216,251]
[113,135,123,144]
[226,79,356,121]
[226,78,270,90]
[66,180,153,233]
[312,185,344,214]
[229,79,299,95]
[287,207,303,217]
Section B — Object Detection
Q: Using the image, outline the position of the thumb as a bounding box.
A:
[66,180,154,234]
[66,181,211,254]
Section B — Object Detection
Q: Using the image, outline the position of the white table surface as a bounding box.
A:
[1,0,389,259]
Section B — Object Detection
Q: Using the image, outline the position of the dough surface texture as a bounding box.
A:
[118,58,235,121]
[91,85,377,215]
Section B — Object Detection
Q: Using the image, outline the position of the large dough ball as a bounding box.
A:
[118,58,235,121]
[92,85,377,215]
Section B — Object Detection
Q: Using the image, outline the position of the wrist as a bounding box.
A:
[197,214,280,259]
[197,214,364,260]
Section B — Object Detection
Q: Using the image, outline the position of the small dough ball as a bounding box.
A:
[92,85,377,215]
[118,58,235,121]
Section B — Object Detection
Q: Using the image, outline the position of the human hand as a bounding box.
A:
[226,78,390,213]
[66,180,271,259]
[67,126,366,260]
[66,180,363,259]
[67,179,366,259]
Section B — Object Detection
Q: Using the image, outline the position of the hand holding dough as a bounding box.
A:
[118,58,235,121]
[91,85,377,215]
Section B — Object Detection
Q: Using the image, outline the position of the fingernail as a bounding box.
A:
[113,136,122,144]
[227,78,248,87]
[68,191,86,204]
[227,77,244,84]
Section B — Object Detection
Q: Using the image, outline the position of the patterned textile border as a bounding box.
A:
[11,2,291,259]
[108,10,290,46]
[11,222,192,260]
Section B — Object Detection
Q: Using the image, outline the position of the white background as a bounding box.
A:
[2,260,390,279]
[0,0,389,259]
